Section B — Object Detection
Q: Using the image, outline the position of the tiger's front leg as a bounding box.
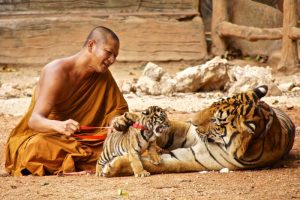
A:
[147,141,162,165]
[128,149,150,177]
[95,161,103,177]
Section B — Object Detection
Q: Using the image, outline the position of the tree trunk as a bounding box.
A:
[218,21,282,41]
[277,0,299,73]
[211,0,228,55]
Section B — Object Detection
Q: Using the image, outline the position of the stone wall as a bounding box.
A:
[0,0,296,66]
[0,0,198,12]
[0,0,208,66]
[0,15,207,65]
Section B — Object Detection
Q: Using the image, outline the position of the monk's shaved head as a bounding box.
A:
[83,26,119,47]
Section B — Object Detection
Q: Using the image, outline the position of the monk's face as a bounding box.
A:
[90,37,119,73]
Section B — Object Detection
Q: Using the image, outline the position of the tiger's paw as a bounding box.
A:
[100,163,113,177]
[112,117,130,132]
[95,164,103,177]
[134,170,150,178]
[149,155,162,165]
[95,171,101,177]
[112,112,139,132]
[100,172,110,177]
[95,170,109,177]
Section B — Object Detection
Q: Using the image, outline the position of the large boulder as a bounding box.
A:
[174,57,229,92]
[228,0,283,56]
[228,65,282,96]
[134,57,229,95]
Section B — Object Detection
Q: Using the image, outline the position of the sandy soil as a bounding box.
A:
[0,61,299,200]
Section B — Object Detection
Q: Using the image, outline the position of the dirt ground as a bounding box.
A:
[0,61,299,200]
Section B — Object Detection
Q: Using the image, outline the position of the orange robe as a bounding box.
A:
[5,71,128,176]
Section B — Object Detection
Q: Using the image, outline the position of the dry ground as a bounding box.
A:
[0,61,299,200]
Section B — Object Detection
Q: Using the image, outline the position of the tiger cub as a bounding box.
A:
[95,106,169,177]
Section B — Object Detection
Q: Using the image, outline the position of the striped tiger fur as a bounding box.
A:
[95,106,169,177]
[101,85,296,176]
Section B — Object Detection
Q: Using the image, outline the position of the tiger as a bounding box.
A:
[95,106,169,177]
[100,85,296,176]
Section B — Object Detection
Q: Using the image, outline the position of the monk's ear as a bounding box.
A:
[87,40,96,53]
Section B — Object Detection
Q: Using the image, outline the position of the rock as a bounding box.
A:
[268,49,282,68]
[286,105,294,110]
[229,0,282,57]
[174,57,229,92]
[136,76,162,96]
[220,168,230,173]
[23,88,33,97]
[173,66,202,92]
[0,15,207,66]
[291,87,300,92]
[272,99,279,104]
[0,83,20,98]
[160,76,176,96]
[141,62,166,81]
[228,65,281,96]
[268,85,282,96]
[136,62,175,96]
[118,80,135,94]
[278,82,295,92]
[136,58,230,95]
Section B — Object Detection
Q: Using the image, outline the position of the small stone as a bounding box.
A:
[272,99,279,104]
[286,105,294,110]
[41,182,49,186]
[117,189,128,196]
[278,82,295,92]
[199,171,208,174]
[291,87,300,92]
[220,168,229,173]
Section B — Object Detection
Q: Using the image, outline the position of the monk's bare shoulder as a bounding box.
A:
[36,58,73,102]
[41,58,70,81]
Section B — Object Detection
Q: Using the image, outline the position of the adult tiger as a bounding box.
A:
[102,85,295,176]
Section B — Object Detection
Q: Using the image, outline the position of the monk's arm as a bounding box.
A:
[29,100,79,136]
[28,65,79,136]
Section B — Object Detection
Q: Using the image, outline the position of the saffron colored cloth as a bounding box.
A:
[5,71,128,176]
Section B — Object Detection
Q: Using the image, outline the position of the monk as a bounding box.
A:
[5,26,128,176]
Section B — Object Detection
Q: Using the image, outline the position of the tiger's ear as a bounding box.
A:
[254,85,268,99]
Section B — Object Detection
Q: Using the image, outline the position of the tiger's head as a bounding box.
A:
[140,106,170,137]
[192,85,274,158]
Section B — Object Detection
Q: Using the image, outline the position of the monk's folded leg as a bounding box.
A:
[14,133,102,176]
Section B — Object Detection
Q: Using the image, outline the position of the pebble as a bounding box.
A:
[272,99,279,104]
[219,168,229,173]
[286,105,294,110]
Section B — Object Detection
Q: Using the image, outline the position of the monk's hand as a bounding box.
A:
[58,119,80,136]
